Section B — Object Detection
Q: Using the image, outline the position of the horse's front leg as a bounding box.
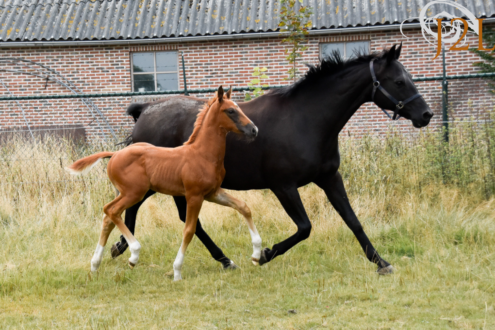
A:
[173,195,204,281]
[258,187,312,265]
[314,171,393,275]
[206,189,262,265]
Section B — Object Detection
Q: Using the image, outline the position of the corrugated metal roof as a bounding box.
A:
[0,0,494,42]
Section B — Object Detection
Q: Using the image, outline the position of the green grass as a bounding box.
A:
[1,194,494,329]
[0,124,495,329]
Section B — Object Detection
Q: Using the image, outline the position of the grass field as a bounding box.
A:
[1,124,495,329]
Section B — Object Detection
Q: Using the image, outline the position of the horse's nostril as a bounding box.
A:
[423,111,433,120]
[251,126,258,136]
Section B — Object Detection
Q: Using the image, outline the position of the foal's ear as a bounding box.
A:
[217,85,224,101]
[226,86,232,99]
[386,44,397,64]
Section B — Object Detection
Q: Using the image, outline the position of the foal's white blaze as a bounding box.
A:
[173,244,185,281]
[91,244,105,272]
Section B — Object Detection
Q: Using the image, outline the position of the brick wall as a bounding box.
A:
[0,25,494,142]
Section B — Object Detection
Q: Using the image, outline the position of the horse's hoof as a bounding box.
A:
[111,241,128,259]
[258,248,271,266]
[224,260,239,270]
[128,261,136,269]
[377,265,394,275]
[251,257,259,266]
[220,258,238,270]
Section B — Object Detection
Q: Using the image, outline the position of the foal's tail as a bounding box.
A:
[65,152,114,175]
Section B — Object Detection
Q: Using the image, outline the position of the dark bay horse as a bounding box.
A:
[67,87,260,280]
[113,45,433,274]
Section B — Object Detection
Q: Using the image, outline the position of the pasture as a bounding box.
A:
[1,122,495,329]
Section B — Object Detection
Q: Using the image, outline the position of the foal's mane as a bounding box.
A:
[270,49,391,97]
[183,95,218,145]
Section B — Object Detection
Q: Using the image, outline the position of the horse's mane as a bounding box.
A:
[270,49,391,97]
[183,95,218,145]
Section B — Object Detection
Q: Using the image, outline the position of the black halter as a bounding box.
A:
[370,59,422,120]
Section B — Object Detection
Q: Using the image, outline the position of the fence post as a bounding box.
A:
[181,51,189,96]
[442,46,449,142]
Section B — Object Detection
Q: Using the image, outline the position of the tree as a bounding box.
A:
[278,0,312,82]
[470,26,495,93]
[244,66,269,101]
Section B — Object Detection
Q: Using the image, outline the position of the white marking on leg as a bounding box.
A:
[91,244,105,272]
[173,244,185,281]
[128,241,141,266]
[249,228,262,262]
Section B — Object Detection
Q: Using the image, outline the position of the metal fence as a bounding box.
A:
[1,58,495,186]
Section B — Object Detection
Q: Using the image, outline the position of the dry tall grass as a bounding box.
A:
[0,124,494,329]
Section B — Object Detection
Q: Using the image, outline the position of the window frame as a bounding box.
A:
[130,51,179,92]
[320,41,370,59]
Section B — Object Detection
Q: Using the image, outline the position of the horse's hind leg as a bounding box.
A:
[206,189,262,265]
[91,215,116,272]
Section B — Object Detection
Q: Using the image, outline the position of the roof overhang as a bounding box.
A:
[1,19,495,48]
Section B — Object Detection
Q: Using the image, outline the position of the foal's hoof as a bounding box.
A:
[224,260,239,270]
[111,241,128,259]
[251,257,259,266]
[128,261,136,270]
[377,265,394,275]
[258,248,271,266]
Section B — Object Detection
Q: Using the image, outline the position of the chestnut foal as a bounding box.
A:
[66,86,261,280]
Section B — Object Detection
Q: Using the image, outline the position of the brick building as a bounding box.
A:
[0,0,494,141]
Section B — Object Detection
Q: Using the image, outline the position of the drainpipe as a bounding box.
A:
[442,45,449,142]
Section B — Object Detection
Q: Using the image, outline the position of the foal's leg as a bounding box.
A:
[91,214,116,272]
[206,189,262,265]
[103,194,144,269]
[173,196,236,269]
[173,195,203,281]
[112,190,156,258]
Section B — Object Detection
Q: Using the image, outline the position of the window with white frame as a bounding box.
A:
[131,51,178,92]
[320,41,370,59]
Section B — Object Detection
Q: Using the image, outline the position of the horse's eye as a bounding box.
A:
[228,109,235,114]
[395,81,404,86]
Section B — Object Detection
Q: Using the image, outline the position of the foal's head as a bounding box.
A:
[211,86,258,139]
[184,86,258,145]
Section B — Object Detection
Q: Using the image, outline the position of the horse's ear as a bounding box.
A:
[217,85,224,101]
[396,42,402,59]
[386,44,397,64]
[226,86,232,99]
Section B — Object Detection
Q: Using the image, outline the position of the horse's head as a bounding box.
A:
[213,86,258,139]
[372,44,433,128]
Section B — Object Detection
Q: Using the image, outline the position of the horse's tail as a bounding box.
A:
[65,152,114,175]
[126,103,149,122]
